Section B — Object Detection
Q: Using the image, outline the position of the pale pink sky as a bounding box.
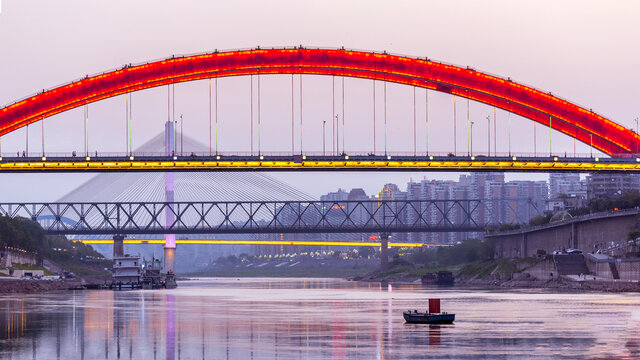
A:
[0,0,638,200]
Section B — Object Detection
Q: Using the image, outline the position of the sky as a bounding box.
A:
[0,0,639,200]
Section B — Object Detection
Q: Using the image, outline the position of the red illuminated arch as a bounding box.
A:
[0,47,635,155]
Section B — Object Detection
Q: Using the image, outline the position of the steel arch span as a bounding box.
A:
[0,47,635,156]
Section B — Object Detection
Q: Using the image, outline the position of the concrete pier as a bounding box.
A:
[113,235,124,258]
[380,234,389,270]
[163,247,175,274]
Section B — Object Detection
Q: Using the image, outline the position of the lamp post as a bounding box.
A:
[180,114,183,156]
[470,121,474,156]
[323,120,327,156]
[486,115,490,156]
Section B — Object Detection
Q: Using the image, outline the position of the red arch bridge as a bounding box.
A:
[1,47,639,173]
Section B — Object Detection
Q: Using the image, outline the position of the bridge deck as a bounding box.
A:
[1,155,638,173]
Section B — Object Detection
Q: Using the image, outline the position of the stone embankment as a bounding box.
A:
[456,256,640,292]
[0,279,84,293]
[456,275,640,292]
[356,256,640,292]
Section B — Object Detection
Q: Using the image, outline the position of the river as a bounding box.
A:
[1,278,639,359]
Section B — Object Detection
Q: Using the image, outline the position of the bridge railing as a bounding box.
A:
[0,199,542,235]
[0,151,615,160]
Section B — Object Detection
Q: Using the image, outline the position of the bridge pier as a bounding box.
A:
[380,234,389,271]
[113,235,124,258]
[163,245,175,274]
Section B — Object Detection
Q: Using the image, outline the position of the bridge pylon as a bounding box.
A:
[163,120,177,278]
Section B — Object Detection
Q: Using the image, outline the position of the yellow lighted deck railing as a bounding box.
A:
[1,158,639,172]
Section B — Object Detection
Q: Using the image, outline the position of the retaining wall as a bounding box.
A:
[488,210,640,259]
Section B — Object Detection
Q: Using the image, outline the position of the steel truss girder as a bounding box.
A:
[0,199,541,235]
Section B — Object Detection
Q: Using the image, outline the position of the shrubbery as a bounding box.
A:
[569,191,640,217]
[409,238,494,267]
[0,215,104,263]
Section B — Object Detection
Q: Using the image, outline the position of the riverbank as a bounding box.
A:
[0,278,83,293]
[352,258,640,292]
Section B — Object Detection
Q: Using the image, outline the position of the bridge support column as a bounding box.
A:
[113,235,124,258]
[521,233,528,258]
[164,245,175,274]
[380,234,389,271]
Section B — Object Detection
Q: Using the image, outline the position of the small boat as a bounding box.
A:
[421,271,455,286]
[436,271,454,285]
[403,298,455,324]
[403,311,455,324]
[421,272,437,285]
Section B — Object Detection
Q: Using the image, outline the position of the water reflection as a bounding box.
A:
[1,278,639,359]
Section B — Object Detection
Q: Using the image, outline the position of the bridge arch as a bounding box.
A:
[0,47,635,156]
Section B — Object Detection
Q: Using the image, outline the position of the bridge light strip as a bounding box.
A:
[2,159,640,172]
[72,239,451,247]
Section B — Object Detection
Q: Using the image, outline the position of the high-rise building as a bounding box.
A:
[549,173,582,198]
[320,188,349,202]
[406,182,424,244]
[586,173,640,200]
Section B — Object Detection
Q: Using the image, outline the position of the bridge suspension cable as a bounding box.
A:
[291,74,294,154]
[373,79,376,155]
[41,116,45,158]
[467,92,470,156]
[341,76,345,154]
[413,86,416,156]
[129,92,133,156]
[534,118,537,156]
[258,73,261,155]
[209,78,212,155]
[300,74,303,154]
[549,115,553,156]
[172,83,176,155]
[215,77,218,155]
[508,101,511,156]
[125,93,128,155]
[250,74,253,156]
[453,94,456,155]
[384,80,387,156]
[493,106,497,156]
[425,88,429,155]
[84,104,88,157]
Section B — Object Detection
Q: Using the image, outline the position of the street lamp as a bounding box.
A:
[470,121,474,156]
[180,114,183,156]
[323,120,327,156]
[486,115,490,156]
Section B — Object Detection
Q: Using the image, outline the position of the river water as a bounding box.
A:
[1,278,639,359]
